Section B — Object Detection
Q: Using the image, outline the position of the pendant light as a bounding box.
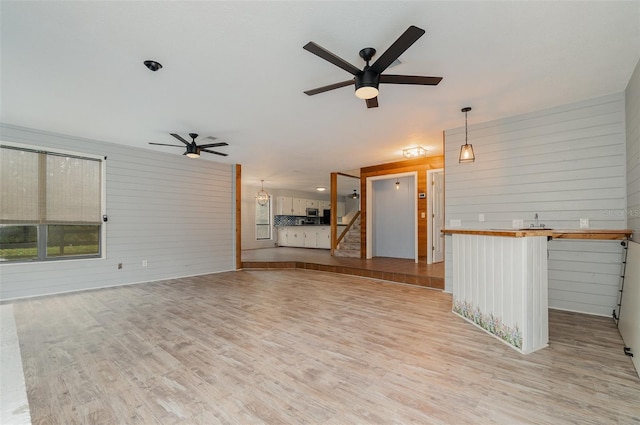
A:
[256,180,269,205]
[459,107,475,163]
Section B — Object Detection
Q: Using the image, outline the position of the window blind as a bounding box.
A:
[0,146,101,224]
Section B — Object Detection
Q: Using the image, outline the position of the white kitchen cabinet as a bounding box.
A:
[276,197,293,215]
[292,198,307,216]
[288,228,305,247]
[277,227,288,246]
[304,230,318,248]
[316,226,330,249]
[319,201,330,216]
[306,199,318,209]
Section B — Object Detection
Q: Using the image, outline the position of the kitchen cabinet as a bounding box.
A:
[319,201,330,216]
[304,230,318,248]
[277,227,288,246]
[292,198,307,216]
[276,197,293,215]
[288,228,305,247]
[306,199,318,209]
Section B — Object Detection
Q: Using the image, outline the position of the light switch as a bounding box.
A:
[421,212,426,219]
[580,218,589,229]
[512,219,523,229]
[450,219,462,227]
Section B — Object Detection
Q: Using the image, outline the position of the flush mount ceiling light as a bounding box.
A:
[403,146,427,159]
[316,187,326,192]
[459,107,475,163]
[256,180,269,206]
[143,60,163,72]
[350,190,360,199]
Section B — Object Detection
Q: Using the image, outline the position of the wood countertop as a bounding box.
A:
[442,229,632,240]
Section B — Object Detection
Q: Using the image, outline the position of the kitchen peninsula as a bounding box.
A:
[443,228,632,354]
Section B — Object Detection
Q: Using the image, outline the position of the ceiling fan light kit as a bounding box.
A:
[459,107,475,163]
[304,25,442,108]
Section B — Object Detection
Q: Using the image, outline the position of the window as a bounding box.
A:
[255,196,271,240]
[0,145,103,262]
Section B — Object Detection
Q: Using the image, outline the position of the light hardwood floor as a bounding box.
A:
[10,270,640,424]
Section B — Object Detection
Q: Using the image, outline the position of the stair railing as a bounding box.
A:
[336,210,361,247]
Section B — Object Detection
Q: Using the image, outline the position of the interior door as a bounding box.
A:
[619,241,640,377]
[431,171,444,263]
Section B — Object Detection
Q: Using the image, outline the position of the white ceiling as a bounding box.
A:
[2,1,639,194]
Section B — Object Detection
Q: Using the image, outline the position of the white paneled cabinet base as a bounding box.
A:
[447,230,549,354]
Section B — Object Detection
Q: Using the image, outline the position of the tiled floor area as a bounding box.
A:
[241,247,444,289]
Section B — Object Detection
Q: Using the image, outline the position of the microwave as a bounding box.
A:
[306,208,319,217]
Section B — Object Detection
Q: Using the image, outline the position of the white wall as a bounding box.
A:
[444,93,628,316]
[626,58,640,237]
[1,124,236,300]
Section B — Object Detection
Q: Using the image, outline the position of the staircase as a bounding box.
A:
[334,217,361,258]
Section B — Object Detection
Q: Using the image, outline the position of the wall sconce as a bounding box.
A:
[395,179,400,190]
[256,180,269,205]
[403,146,427,159]
[459,107,475,163]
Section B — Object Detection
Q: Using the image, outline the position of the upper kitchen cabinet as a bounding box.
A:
[276,196,293,215]
[292,198,307,216]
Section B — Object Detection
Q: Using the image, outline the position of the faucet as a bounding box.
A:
[534,213,539,228]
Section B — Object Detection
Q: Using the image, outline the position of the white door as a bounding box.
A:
[431,171,445,263]
[619,241,640,377]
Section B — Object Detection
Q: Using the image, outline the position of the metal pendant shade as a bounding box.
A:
[459,107,475,163]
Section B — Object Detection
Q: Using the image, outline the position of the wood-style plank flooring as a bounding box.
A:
[242,247,444,289]
[11,270,640,424]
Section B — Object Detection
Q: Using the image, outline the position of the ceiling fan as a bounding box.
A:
[303,25,442,108]
[149,133,228,158]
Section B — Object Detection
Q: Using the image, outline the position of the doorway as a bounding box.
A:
[427,169,444,264]
[366,172,418,262]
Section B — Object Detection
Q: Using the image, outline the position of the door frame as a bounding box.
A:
[365,172,418,263]
[426,168,444,264]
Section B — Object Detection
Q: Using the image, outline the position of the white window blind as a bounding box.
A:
[0,147,40,223]
[0,146,101,224]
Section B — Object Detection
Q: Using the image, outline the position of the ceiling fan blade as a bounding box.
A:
[304,79,355,96]
[303,42,361,75]
[149,143,183,147]
[201,149,228,156]
[366,97,379,108]
[370,25,425,74]
[198,142,228,148]
[170,133,191,146]
[379,75,442,85]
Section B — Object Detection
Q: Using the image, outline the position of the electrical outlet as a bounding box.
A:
[450,219,462,227]
[117,263,122,269]
[580,218,589,229]
[512,219,523,229]
[421,212,426,219]
[142,260,148,267]
[478,213,485,222]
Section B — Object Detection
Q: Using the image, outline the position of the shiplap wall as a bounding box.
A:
[0,124,235,300]
[444,93,628,316]
[626,59,640,237]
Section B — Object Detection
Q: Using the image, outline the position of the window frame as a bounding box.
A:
[255,195,272,241]
[0,141,107,263]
